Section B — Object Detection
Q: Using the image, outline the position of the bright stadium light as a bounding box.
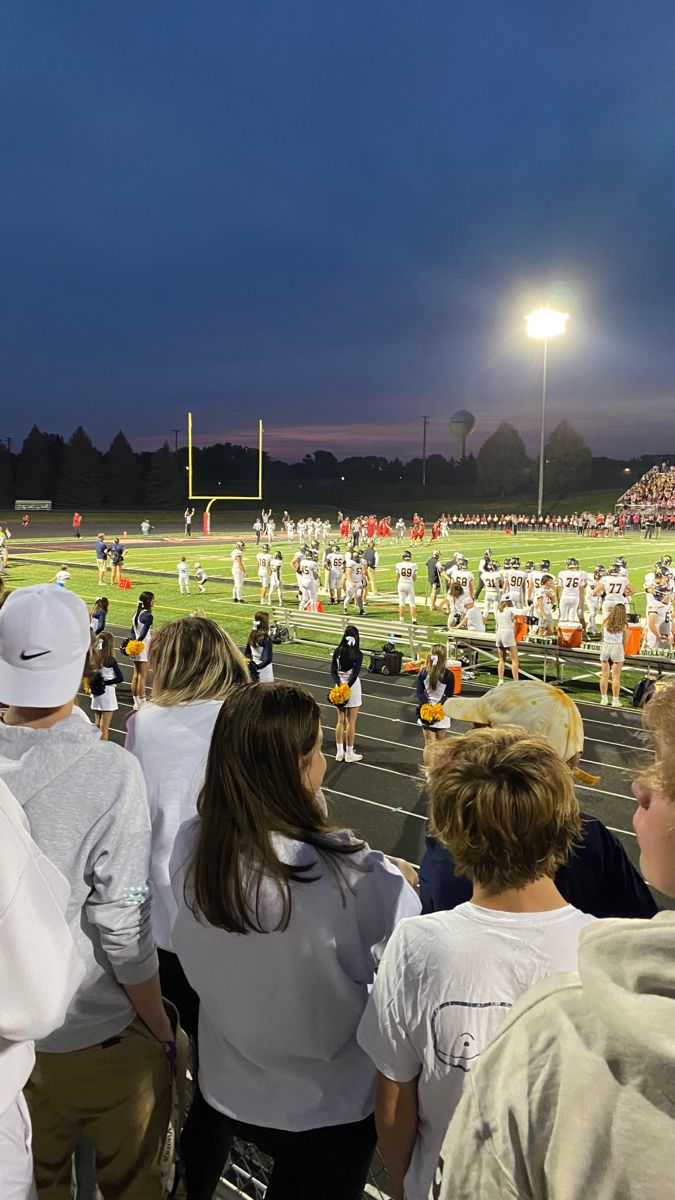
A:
[524,307,569,515]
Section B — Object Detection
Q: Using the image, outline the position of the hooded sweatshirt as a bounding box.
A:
[431,912,675,1200]
[0,714,158,1052]
[0,779,84,1114]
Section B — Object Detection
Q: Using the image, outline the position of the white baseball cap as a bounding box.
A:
[0,584,91,707]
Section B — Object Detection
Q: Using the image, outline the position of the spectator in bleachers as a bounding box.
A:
[357,728,594,1200]
[171,682,420,1200]
[419,682,657,919]
[126,615,250,1037]
[0,585,172,1198]
[431,683,675,1200]
[0,778,84,1200]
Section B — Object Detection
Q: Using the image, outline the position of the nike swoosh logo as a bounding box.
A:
[20,650,51,660]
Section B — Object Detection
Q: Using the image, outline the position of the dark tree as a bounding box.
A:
[0,445,14,505]
[146,443,184,508]
[103,432,144,507]
[544,421,592,498]
[15,426,55,500]
[58,427,103,507]
[476,423,530,497]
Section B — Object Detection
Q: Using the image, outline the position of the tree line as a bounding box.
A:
[0,422,658,510]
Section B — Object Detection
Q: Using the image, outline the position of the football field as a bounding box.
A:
[5,524,672,916]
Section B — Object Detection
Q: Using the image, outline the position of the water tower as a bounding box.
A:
[449,409,476,460]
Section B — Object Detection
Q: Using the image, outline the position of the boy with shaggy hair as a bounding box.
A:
[357,727,594,1200]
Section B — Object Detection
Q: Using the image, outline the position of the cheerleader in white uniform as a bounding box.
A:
[130,590,154,708]
[245,611,274,682]
[415,643,455,745]
[88,631,123,740]
[495,598,519,684]
[330,625,363,763]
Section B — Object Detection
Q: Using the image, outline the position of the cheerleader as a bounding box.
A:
[245,611,274,682]
[194,562,208,593]
[130,590,154,708]
[269,551,283,602]
[495,598,519,684]
[90,596,109,637]
[600,603,627,707]
[415,644,455,745]
[88,631,123,740]
[330,626,363,762]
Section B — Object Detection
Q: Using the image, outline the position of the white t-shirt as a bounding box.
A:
[125,700,223,951]
[463,606,485,632]
[357,902,594,1200]
[177,561,188,578]
[171,824,421,1130]
[496,607,515,639]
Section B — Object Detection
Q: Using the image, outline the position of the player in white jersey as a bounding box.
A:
[395,518,406,540]
[480,559,503,622]
[267,518,275,541]
[344,551,366,615]
[286,519,295,542]
[449,557,475,601]
[396,550,418,623]
[256,543,272,602]
[324,544,345,605]
[534,573,556,635]
[298,550,320,612]
[557,557,587,623]
[595,563,635,618]
[503,557,527,607]
[296,520,306,543]
[177,557,190,594]
[269,552,283,603]
[231,540,247,602]
[644,584,673,651]
[586,566,606,635]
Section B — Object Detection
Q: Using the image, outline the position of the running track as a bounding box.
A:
[89,631,672,913]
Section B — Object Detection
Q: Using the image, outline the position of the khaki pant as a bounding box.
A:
[25,1018,170,1200]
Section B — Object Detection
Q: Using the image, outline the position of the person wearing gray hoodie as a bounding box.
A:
[0,585,173,1200]
[430,683,675,1200]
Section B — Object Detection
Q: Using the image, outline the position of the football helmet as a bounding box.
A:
[262,543,270,553]
[566,557,579,569]
[402,550,412,561]
[511,556,521,567]
[458,556,469,568]
[235,540,245,550]
[525,560,535,571]
[540,558,551,570]
[503,557,512,569]
[653,586,668,603]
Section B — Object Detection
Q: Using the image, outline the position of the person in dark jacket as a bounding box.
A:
[421,680,658,919]
[330,626,364,763]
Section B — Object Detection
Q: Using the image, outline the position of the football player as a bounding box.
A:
[231,540,247,603]
[557,557,587,624]
[256,542,272,602]
[396,549,418,623]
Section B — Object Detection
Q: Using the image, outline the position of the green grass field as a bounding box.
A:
[7,527,672,701]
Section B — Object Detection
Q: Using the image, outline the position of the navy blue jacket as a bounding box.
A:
[331,648,363,686]
[420,811,658,920]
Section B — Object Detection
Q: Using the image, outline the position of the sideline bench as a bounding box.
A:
[272,606,435,660]
[448,628,675,688]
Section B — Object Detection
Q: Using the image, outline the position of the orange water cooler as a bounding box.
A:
[448,658,462,695]
[557,622,583,648]
[624,623,642,656]
[514,611,529,642]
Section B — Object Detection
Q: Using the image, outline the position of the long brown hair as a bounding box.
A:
[425,643,447,691]
[189,682,365,934]
[248,610,270,649]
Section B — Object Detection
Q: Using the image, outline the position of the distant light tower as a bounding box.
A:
[449,409,476,460]
[524,308,569,514]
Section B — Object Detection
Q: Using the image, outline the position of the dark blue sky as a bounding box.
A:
[2,0,674,461]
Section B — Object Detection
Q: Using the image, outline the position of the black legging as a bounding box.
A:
[182,1087,377,1200]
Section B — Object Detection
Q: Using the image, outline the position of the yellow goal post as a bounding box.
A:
[187,412,264,530]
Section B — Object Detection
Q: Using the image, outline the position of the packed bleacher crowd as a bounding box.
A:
[0,582,672,1200]
[617,462,675,510]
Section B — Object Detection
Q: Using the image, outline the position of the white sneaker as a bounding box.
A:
[345,750,363,762]
[335,746,345,761]
[612,697,622,708]
[600,695,609,706]
[497,679,505,687]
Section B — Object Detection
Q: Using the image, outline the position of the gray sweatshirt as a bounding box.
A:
[0,714,158,1052]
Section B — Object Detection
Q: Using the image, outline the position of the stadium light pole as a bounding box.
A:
[524,308,569,516]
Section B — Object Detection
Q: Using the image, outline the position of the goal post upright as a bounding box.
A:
[187,411,264,532]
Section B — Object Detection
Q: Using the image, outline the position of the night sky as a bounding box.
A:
[2,1,675,461]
